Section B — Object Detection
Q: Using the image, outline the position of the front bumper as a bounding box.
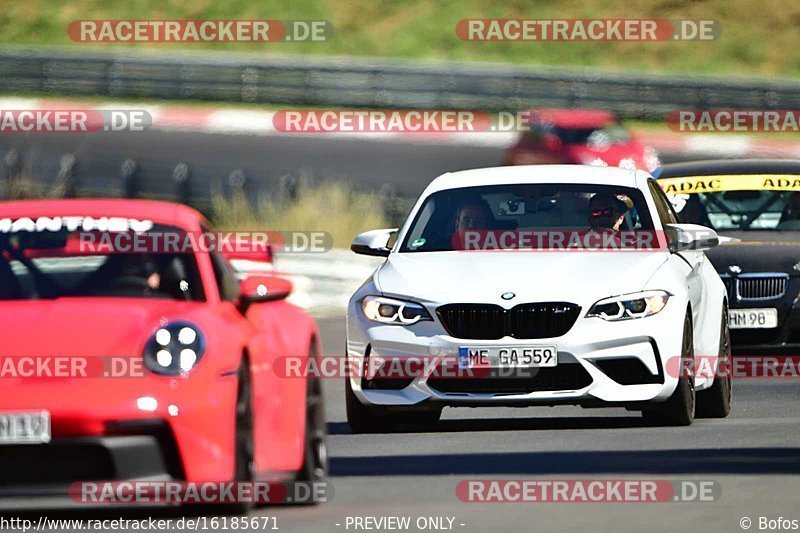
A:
[0,371,238,487]
[729,306,800,353]
[0,431,178,509]
[347,295,695,408]
[722,273,800,353]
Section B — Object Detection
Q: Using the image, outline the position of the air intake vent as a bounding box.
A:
[436,302,581,340]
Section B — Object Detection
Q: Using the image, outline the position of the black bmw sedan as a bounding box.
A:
[656,159,800,353]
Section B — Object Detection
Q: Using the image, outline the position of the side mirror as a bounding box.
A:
[665,223,719,252]
[351,229,398,257]
[237,274,292,311]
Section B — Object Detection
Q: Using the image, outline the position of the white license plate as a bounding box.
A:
[459,346,558,369]
[729,308,778,329]
[0,411,51,444]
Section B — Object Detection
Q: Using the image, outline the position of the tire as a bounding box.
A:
[203,359,254,515]
[696,306,732,418]
[345,377,394,433]
[293,344,329,505]
[642,311,695,426]
[346,377,443,433]
[389,408,443,428]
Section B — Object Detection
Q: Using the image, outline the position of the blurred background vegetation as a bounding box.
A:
[0,0,796,77]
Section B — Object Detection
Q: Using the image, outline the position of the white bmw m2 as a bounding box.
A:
[346,165,731,432]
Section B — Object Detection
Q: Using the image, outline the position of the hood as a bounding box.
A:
[708,231,800,275]
[0,298,207,356]
[377,251,669,307]
[565,140,646,167]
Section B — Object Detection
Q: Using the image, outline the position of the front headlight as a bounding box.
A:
[143,322,206,375]
[586,291,670,321]
[361,295,432,325]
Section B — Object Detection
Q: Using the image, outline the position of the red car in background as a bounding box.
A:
[0,199,326,511]
[505,108,660,172]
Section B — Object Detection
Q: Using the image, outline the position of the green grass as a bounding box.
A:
[2,0,799,77]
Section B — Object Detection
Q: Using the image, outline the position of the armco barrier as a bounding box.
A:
[2,47,800,118]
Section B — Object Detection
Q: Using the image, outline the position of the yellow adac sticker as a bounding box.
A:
[658,174,800,194]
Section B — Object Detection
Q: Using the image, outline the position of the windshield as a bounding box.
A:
[399,183,654,253]
[0,223,205,301]
[660,175,800,231]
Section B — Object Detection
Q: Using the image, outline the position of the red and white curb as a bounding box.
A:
[634,130,800,159]
[3,97,800,158]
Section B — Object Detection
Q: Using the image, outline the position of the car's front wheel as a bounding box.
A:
[293,344,329,504]
[202,359,254,515]
[390,409,442,426]
[696,306,732,418]
[345,378,442,433]
[345,377,392,433]
[642,311,695,426]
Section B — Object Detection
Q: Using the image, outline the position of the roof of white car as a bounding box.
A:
[424,165,647,195]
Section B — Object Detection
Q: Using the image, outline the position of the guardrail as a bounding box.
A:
[2,47,800,118]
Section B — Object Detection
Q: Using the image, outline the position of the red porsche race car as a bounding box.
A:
[0,199,327,510]
[505,108,660,172]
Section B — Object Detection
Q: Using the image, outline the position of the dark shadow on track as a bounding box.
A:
[328,414,657,435]
[331,448,800,476]
[0,502,301,520]
[0,507,189,520]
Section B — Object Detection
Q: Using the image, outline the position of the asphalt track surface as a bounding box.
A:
[1,131,798,532]
[0,129,698,200]
[6,316,800,533]
[309,318,800,533]
[0,131,506,199]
